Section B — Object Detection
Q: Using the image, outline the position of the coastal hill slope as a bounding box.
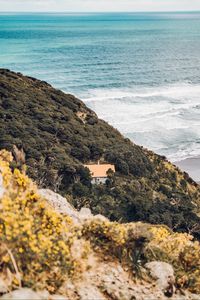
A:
[0,69,199,237]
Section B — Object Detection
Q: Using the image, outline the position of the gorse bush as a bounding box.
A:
[177,242,200,293]
[146,227,200,293]
[0,150,89,292]
[82,219,150,275]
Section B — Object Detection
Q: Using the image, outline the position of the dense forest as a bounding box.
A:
[0,69,200,238]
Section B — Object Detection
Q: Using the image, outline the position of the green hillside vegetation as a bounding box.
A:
[0,69,200,238]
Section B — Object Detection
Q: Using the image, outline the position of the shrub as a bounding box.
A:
[0,150,89,292]
[145,226,200,293]
[73,182,90,197]
[82,219,149,273]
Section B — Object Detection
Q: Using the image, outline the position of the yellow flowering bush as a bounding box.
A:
[82,219,149,272]
[82,219,126,250]
[0,150,89,292]
[146,226,200,293]
[147,227,193,259]
[0,149,13,188]
[177,241,200,293]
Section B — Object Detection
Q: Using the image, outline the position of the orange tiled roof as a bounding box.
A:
[84,164,115,178]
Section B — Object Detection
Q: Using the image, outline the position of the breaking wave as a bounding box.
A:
[82,83,200,161]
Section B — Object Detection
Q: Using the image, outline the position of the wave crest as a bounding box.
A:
[81,83,200,161]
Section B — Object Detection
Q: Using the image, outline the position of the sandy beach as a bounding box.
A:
[175,156,200,183]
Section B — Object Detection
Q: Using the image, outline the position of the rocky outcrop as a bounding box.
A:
[0,152,200,300]
[38,189,108,224]
[0,289,69,300]
[1,265,199,300]
[35,189,200,300]
[39,189,81,224]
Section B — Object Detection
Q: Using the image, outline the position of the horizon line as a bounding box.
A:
[0,10,200,14]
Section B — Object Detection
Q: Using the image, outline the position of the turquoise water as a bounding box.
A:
[0,12,200,161]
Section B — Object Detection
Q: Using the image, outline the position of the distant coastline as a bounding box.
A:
[1,10,200,14]
[175,156,200,182]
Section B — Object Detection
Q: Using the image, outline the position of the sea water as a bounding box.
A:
[0,12,200,161]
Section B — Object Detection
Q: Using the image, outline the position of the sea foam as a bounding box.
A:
[82,83,200,161]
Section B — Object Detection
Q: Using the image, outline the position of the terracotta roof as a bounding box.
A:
[84,164,115,178]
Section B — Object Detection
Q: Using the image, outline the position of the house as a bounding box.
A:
[84,162,115,184]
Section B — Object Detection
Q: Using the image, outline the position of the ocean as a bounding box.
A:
[0,12,200,162]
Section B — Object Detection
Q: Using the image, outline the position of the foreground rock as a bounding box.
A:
[145,261,175,297]
[39,189,81,224]
[0,289,68,300]
[39,189,108,224]
[1,271,199,300]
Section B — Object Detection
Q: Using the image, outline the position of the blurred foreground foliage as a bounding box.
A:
[0,150,199,295]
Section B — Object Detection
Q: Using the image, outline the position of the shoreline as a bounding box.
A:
[174,156,200,183]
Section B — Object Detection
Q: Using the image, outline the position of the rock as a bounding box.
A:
[79,207,93,219]
[39,189,108,224]
[0,269,13,294]
[0,174,5,198]
[49,295,69,300]
[145,261,175,296]
[38,189,81,223]
[60,281,79,300]
[0,278,8,294]
[76,284,107,300]
[93,214,109,222]
[0,288,48,300]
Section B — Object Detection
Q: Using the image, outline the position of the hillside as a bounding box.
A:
[0,150,199,299]
[0,69,200,238]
